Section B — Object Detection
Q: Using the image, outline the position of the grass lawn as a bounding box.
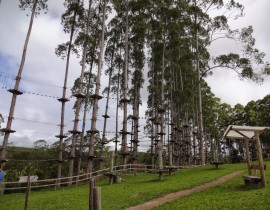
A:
[0,163,246,210]
[154,160,270,210]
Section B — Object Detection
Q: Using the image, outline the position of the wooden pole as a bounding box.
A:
[254,132,267,187]
[87,0,107,175]
[109,151,114,185]
[169,144,172,167]
[93,187,102,210]
[69,0,94,185]
[24,175,31,210]
[0,0,38,167]
[0,185,3,195]
[121,0,129,166]
[110,151,114,173]
[89,179,95,210]
[244,138,252,175]
[158,141,163,180]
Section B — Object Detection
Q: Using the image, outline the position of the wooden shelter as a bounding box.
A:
[223,125,270,187]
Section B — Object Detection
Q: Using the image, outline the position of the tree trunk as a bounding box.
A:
[132,82,139,164]
[121,2,129,166]
[195,0,205,165]
[158,26,166,180]
[114,48,122,166]
[99,46,115,170]
[57,0,80,185]
[69,0,93,185]
[87,0,107,174]
[0,0,38,167]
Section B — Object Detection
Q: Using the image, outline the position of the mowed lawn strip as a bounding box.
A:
[154,161,270,210]
[0,163,246,210]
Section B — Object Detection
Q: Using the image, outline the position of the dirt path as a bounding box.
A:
[126,171,244,210]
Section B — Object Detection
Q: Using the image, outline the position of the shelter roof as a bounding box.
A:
[223,125,270,140]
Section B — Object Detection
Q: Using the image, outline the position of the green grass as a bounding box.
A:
[154,161,270,210]
[0,163,246,210]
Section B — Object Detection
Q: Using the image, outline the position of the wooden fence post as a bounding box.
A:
[255,132,267,187]
[0,182,4,195]
[244,138,252,175]
[89,179,96,210]
[24,175,31,210]
[93,187,102,210]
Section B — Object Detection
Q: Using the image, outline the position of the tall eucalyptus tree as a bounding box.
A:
[73,1,103,176]
[104,5,126,165]
[72,12,100,176]
[120,0,130,166]
[191,0,269,164]
[99,30,117,170]
[0,0,48,168]
[87,0,107,174]
[68,0,95,183]
[55,0,84,181]
[128,0,149,164]
[71,71,96,179]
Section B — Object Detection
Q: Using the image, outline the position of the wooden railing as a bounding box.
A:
[1,164,188,193]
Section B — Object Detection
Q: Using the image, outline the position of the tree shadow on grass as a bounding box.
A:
[139,178,168,184]
[234,184,262,191]
[203,167,223,171]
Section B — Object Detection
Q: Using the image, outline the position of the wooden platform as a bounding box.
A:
[242,175,262,185]
[210,161,223,169]
[164,166,178,175]
[242,164,266,186]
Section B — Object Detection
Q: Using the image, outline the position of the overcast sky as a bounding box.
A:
[0,0,270,149]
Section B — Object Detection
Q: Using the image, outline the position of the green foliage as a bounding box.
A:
[70,71,96,110]
[19,0,48,15]
[4,145,60,181]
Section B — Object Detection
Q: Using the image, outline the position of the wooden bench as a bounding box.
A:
[104,172,122,184]
[242,164,266,186]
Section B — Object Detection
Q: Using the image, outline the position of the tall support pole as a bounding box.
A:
[121,1,129,166]
[194,0,205,165]
[157,21,166,180]
[150,116,155,167]
[100,46,115,170]
[0,0,38,167]
[169,144,172,167]
[157,141,163,180]
[154,112,159,167]
[169,66,175,166]
[77,57,95,183]
[132,83,140,165]
[149,5,156,168]
[57,0,81,185]
[87,0,107,174]
[244,138,252,175]
[149,60,156,167]
[69,0,93,185]
[114,69,120,166]
[254,132,266,187]
[157,39,165,180]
